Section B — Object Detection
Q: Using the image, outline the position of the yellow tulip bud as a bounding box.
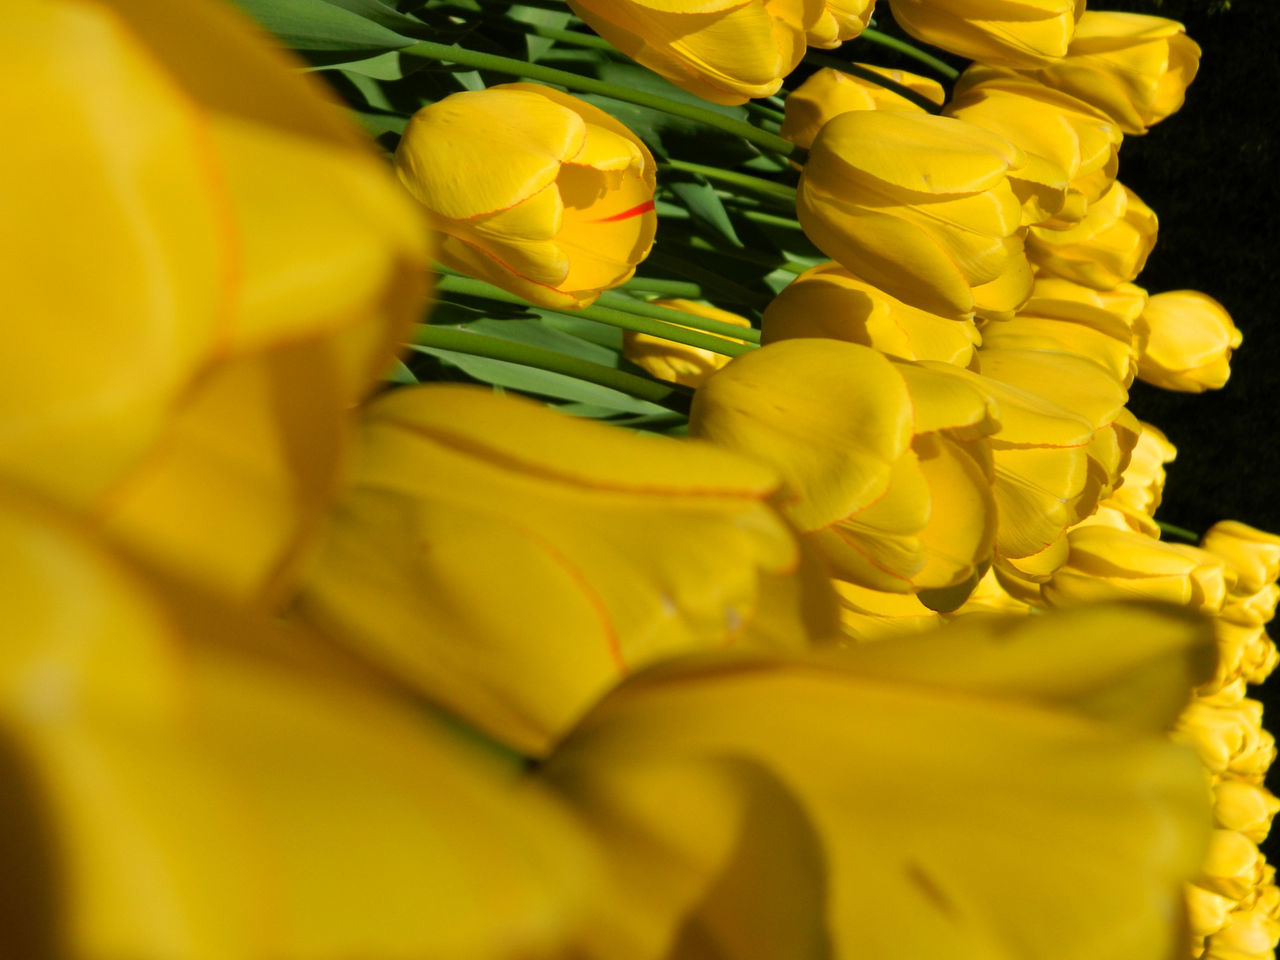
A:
[542,604,1213,960]
[1214,780,1280,845]
[1203,522,1280,598]
[889,0,1083,66]
[2,0,430,605]
[797,110,1033,321]
[1088,419,1175,538]
[0,485,594,959]
[762,262,979,366]
[691,339,1000,595]
[808,0,877,47]
[780,66,945,150]
[1044,525,1230,612]
[1135,290,1242,393]
[1176,698,1276,783]
[1021,11,1202,135]
[395,84,656,310]
[566,0,822,105]
[297,385,834,755]
[1028,180,1158,289]
[1196,830,1267,902]
[946,66,1123,226]
[1201,880,1280,960]
[621,300,753,388]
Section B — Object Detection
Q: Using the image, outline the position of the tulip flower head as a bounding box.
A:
[1021,11,1202,135]
[3,0,431,605]
[622,300,754,388]
[781,65,945,150]
[809,0,878,47]
[889,0,1085,66]
[797,110,1033,321]
[567,0,824,105]
[395,84,657,309]
[1135,290,1241,393]
[1028,181,1158,290]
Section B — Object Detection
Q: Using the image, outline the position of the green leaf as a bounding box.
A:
[668,178,743,248]
[230,0,416,51]
[463,318,620,366]
[410,347,671,415]
[504,5,574,62]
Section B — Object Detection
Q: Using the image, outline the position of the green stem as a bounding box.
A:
[595,290,760,342]
[622,276,704,298]
[436,274,756,356]
[413,325,692,411]
[738,208,805,231]
[1156,519,1201,542]
[802,54,943,113]
[859,28,960,80]
[745,101,787,125]
[662,159,798,204]
[399,40,800,158]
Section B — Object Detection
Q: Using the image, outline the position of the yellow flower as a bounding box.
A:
[1028,180,1158,290]
[0,484,594,958]
[395,83,656,309]
[1135,290,1242,393]
[1203,522,1280,598]
[797,110,1033,321]
[622,300,753,388]
[808,0,877,47]
[1084,419,1175,537]
[1213,780,1280,845]
[691,339,1000,596]
[296,385,835,755]
[762,262,980,366]
[835,580,942,641]
[1020,11,1202,135]
[780,65,945,150]
[1176,698,1276,784]
[566,0,823,105]
[981,276,1145,386]
[945,65,1123,226]
[540,604,1214,960]
[889,0,1084,66]
[2,0,430,606]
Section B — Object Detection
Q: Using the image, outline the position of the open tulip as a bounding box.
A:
[889,0,1084,66]
[541,604,1213,960]
[763,262,980,365]
[566,0,823,105]
[1028,181,1158,290]
[1135,290,1242,393]
[797,110,1033,321]
[780,65,945,150]
[0,484,594,959]
[1020,11,1201,135]
[395,84,656,309]
[297,385,835,755]
[691,339,1000,597]
[2,0,430,607]
[946,65,1123,226]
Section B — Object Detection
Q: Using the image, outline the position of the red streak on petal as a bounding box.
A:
[589,199,655,223]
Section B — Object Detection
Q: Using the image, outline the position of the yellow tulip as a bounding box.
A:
[835,579,942,641]
[296,385,836,755]
[981,276,1144,386]
[808,0,877,47]
[797,110,1033,321]
[691,339,1000,596]
[0,485,594,959]
[622,300,753,388]
[1176,698,1275,785]
[889,0,1084,66]
[395,84,656,310]
[1084,419,1175,538]
[1198,879,1280,960]
[946,65,1123,226]
[1135,290,1242,393]
[1202,522,1280,599]
[566,0,824,105]
[2,0,430,606]
[1213,780,1280,845]
[762,262,980,366]
[1021,11,1202,135]
[1028,180,1158,290]
[541,604,1213,960]
[780,65,945,150]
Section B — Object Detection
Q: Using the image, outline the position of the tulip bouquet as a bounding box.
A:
[4,0,1277,958]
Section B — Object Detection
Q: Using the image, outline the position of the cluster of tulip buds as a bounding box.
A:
[3,1,1275,959]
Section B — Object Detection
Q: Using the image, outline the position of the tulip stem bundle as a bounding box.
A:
[595,291,762,343]
[661,160,798,205]
[435,275,758,356]
[398,40,800,159]
[412,324,693,411]
[859,27,960,78]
